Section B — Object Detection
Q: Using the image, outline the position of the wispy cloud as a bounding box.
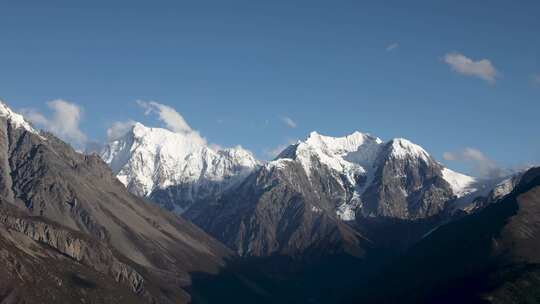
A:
[280,116,297,128]
[137,100,198,135]
[265,144,289,159]
[443,147,507,179]
[532,73,540,86]
[443,52,499,84]
[264,139,297,159]
[106,120,136,141]
[22,99,87,148]
[136,100,207,144]
[386,42,399,52]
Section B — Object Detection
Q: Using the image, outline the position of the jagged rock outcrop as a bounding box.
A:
[0,208,150,299]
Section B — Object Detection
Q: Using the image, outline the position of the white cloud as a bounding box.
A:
[106,120,136,141]
[22,99,87,148]
[386,42,399,52]
[137,100,196,134]
[443,52,499,84]
[442,151,458,161]
[136,100,207,145]
[443,147,506,178]
[280,116,297,128]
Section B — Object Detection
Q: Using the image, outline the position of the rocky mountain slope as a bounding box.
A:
[350,166,540,303]
[103,123,506,257]
[185,131,489,256]
[1,100,535,304]
[0,101,232,303]
[188,166,540,304]
[277,131,478,220]
[101,122,258,213]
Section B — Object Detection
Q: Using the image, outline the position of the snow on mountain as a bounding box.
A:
[271,131,477,220]
[490,175,518,199]
[279,131,383,187]
[102,119,479,221]
[300,131,382,172]
[387,138,430,163]
[101,122,258,213]
[0,101,39,134]
[441,167,477,197]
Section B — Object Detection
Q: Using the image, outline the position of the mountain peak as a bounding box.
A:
[0,100,38,134]
[387,137,430,162]
[131,121,147,131]
[101,122,258,213]
[303,130,382,154]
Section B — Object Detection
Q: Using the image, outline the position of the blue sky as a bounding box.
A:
[0,0,539,176]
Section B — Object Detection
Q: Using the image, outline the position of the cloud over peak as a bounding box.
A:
[106,120,136,141]
[444,52,499,84]
[134,100,207,147]
[136,100,198,134]
[443,147,507,179]
[264,138,298,159]
[22,99,87,148]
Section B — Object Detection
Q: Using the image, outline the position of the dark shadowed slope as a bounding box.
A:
[187,167,540,304]
[0,102,232,304]
[186,158,372,258]
[349,166,540,304]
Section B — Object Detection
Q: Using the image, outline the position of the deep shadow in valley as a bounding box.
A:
[187,252,385,304]
[188,168,540,304]
[186,217,456,304]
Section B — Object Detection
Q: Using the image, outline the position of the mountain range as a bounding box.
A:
[102,122,498,257]
[1,100,538,304]
[0,102,231,303]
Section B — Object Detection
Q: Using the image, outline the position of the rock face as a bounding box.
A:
[101,123,258,213]
[361,138,456,219]
[0,101,232,304]
[186,158,370,257]
[186,131,481,256]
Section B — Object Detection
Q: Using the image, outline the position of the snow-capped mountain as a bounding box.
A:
[0,101,232,303]
[0,101,39,134]
[185,131,484,256]
[101,122,258,213]
[101,125,487,256]
[2,98,521,261]
[274,131,477,220]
